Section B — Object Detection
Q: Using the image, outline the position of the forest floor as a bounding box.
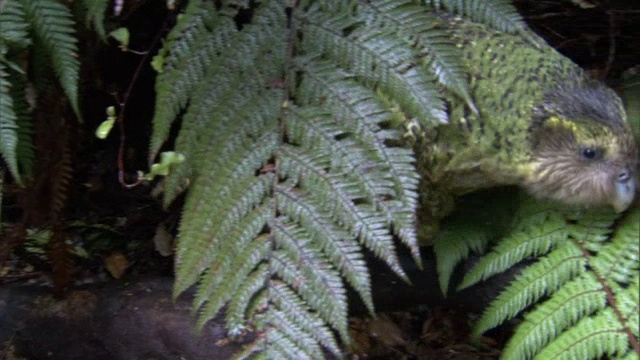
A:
[1,1,638,359]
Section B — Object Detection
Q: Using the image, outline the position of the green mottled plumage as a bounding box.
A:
[412,14,638,237]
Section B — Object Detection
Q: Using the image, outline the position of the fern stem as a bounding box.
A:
[116,18,168,188]
[262,0,301,352]
[573,237,640,355]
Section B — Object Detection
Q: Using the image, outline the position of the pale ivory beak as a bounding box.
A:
[612,176,636,213]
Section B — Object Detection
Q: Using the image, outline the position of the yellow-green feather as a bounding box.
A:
[435,14,581,174]
[411,14,607,239]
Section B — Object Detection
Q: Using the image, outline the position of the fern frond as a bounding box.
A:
[154,0,433,356]
[271,204,372,313]
[196,234,273,328]
[425,0,539,45]
[198,205,272,306]
[267,281,342,355]
[0,62,21,181]
[265,309,325,359]
[587,208,639,284]
[471,205,639,359]
[160,16,282,205]
[175,132,279,295]
[0,1,31,49]
[537,308,631,359]
[23,0,80,118]
[270,240,348,337]
[149,1,237,160]
[431,190,517,294]
[458,200,567,289]
[293,57,420,264]
[362,0,477,113]
[82,0,109,40]
[300,1,448,125]
[161,2,346,357]
[283,107,408,280]
[472,244,587,337]
[433,218,491,294]
[6,70,34,176]
[503,272,606,359]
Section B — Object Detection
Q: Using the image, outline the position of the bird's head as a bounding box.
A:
[526,81,638,213]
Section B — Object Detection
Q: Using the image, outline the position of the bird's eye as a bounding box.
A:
[581,147,599,160]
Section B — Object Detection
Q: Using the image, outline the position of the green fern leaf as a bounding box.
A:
[188,205,272,311]
[587,208,639,284]
[471,205,638,359]
[162,2,352,357]
[472,244,587,337]
[301,1,448,125]
[283,107,409,280]
[432,217,490,294]
[271,185,373,312]
[360,0,478,113]
[6,69,34,176]
[432,190,517,294]
[426,0,540,45]
[0,1,31,49]
[23,0,81,119]
[293,57,421,265]
[537,308,630,360]
[82,0,109,40]
[503,272,606,360]
[265,282,342,355]
[157,0,426,356]
[159,11,281,205]
[0,62,20,181]
[149,1,237,160]
[458,199,567,290]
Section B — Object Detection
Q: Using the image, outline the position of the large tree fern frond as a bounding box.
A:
[281,106,409,281]
[23,0,80,119]
[471,244,588,336]
[292,58,420,263]
[152,0,448,356]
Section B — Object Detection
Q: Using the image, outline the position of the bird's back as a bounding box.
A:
[423,14,585,190]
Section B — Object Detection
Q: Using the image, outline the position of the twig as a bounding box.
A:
[115,19,168,189]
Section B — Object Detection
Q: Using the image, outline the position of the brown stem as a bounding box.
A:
[575,241,640,355]
[115,19,168,189]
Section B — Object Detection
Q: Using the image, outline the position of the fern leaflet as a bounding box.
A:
[23,0,81,119]
[82,0,109,40]
[0,62,20,181]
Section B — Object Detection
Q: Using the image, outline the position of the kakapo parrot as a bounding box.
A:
[409,14,638,232]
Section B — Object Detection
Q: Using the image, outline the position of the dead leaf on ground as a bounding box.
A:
[104,252,129,279]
